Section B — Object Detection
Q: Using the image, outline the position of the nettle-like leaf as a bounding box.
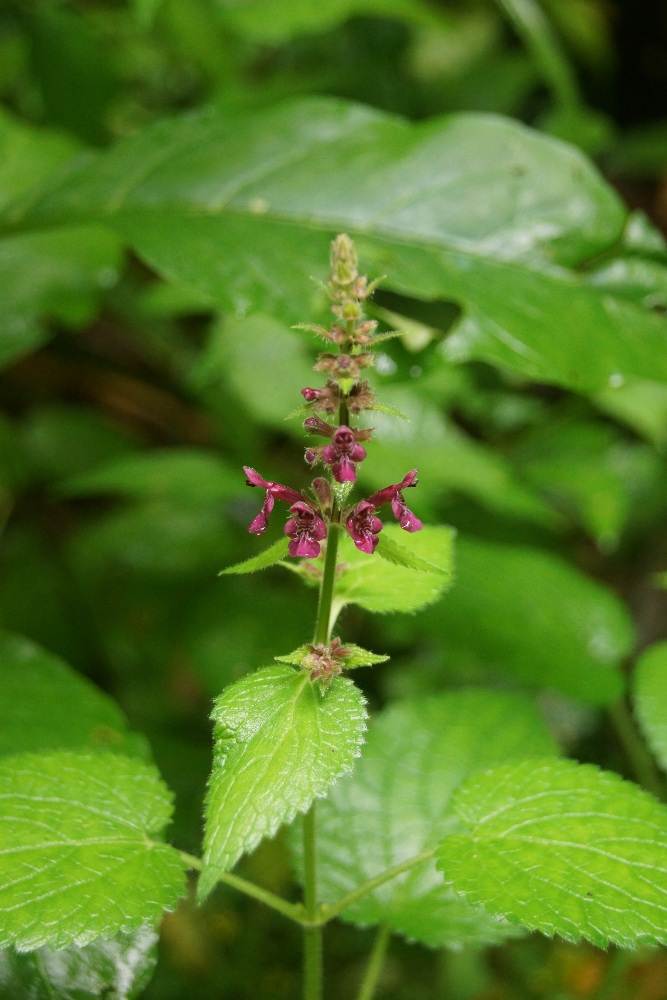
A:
[634,641,667,772]
[275,643,388,670]
[436,758,667,948]
[220,537,290,575]
[6,98,667,391]
[295,689,558,948]
[199,665,367,899]
[0,631,149,760]
[333,524,454,616]
[433,537,631,705]
[0,926,158,1000]
[0,752,186,951]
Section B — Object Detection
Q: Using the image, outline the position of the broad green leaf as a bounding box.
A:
[0,926,157,1000]
[595,378,667,451]
[275,643,388,670]
[0,226,122,370]
[431,537,630,704]
[0,631,149,760]
[297,689,558,947]
[436,758,667,948]
[8,98,667,390]
[59,449,238,504]
[634,642,667,772]
[510,415,664,551]
[333,524,454,616]
[0,752,186,951]
[220,537,290,575]
[0,109,78,213]
[199,665,366,897]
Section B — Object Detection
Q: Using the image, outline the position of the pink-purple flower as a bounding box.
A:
[285,501,327,558]
[346,469,423,553]
[346,501,383,554]
[366,469,423,533]
[243,467,327,559]
[322,425,367,483]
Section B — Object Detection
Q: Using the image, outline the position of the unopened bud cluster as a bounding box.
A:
[243,234,422,562]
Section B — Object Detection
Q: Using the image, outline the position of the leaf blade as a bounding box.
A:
[436,758,667,948]
[0,752,186,951]
[199,665,367,898]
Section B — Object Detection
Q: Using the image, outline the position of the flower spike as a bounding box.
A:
[243,466,307,536]
[285,501,327,558]
[366,469,423,532]
[347,501,383,554]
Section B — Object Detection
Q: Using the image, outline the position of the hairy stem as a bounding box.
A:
[179,852,305,924]
[356,924,391,1000]
[318,847,436,924]
[303,803,323,1000]
[314,517,341,644]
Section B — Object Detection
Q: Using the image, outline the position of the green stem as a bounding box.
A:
[179,852,306,924]
[356,924,391,1000]
[609,699,665,801]
[314,518,341,644]
[303,802,323,1000]
[492,0,580,109]
[318,847,436,924]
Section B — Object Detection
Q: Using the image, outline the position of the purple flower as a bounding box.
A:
[285,501,327,558]
[366,469,423,532]
[346,500,383,554]
[243,467,305,536]
[322,426,367,483]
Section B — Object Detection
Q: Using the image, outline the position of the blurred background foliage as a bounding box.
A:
[1,0,667,998]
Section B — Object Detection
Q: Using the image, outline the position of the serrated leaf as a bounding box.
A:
[436,758,667,948]
[220,537,290,575]
[432,537,630,705]
[7,98,667,391]
[376,532,447,573]
[0,926,158,1000]
[275,643,388,670]
[0,631,149,760]
[0,752,186,951]
[199,665,367,898]
[634,642,667,772]
[333,524,454,616]
[296,689,558,948]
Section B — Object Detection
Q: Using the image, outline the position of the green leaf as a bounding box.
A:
[199,665,367,897]
[436,758,667,948]
[432,537,630,704]
[220,537,290,575]
[59,449,239,504]
[298,689,558,948]
[634,642,667,772]
[275,643,388,670]
[0,631,149,760]
[0,226,122,370]
[376,532,449,573]
[0,926,158,1000]
[0,752,186,951]
[8,98,667,391]
[333,524,455,616]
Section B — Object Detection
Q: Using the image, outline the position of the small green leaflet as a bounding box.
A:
[295,689,557,948]
[0,752,186,951]
[0,926,158,1000]
[436,758,667,948]
[376,532,449,574]
[275,643,389,670]
[220,537,289,574]
[334,524,454,616]
[634,641,667,772]
[0,631,149,760]
[199,665,367,899]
